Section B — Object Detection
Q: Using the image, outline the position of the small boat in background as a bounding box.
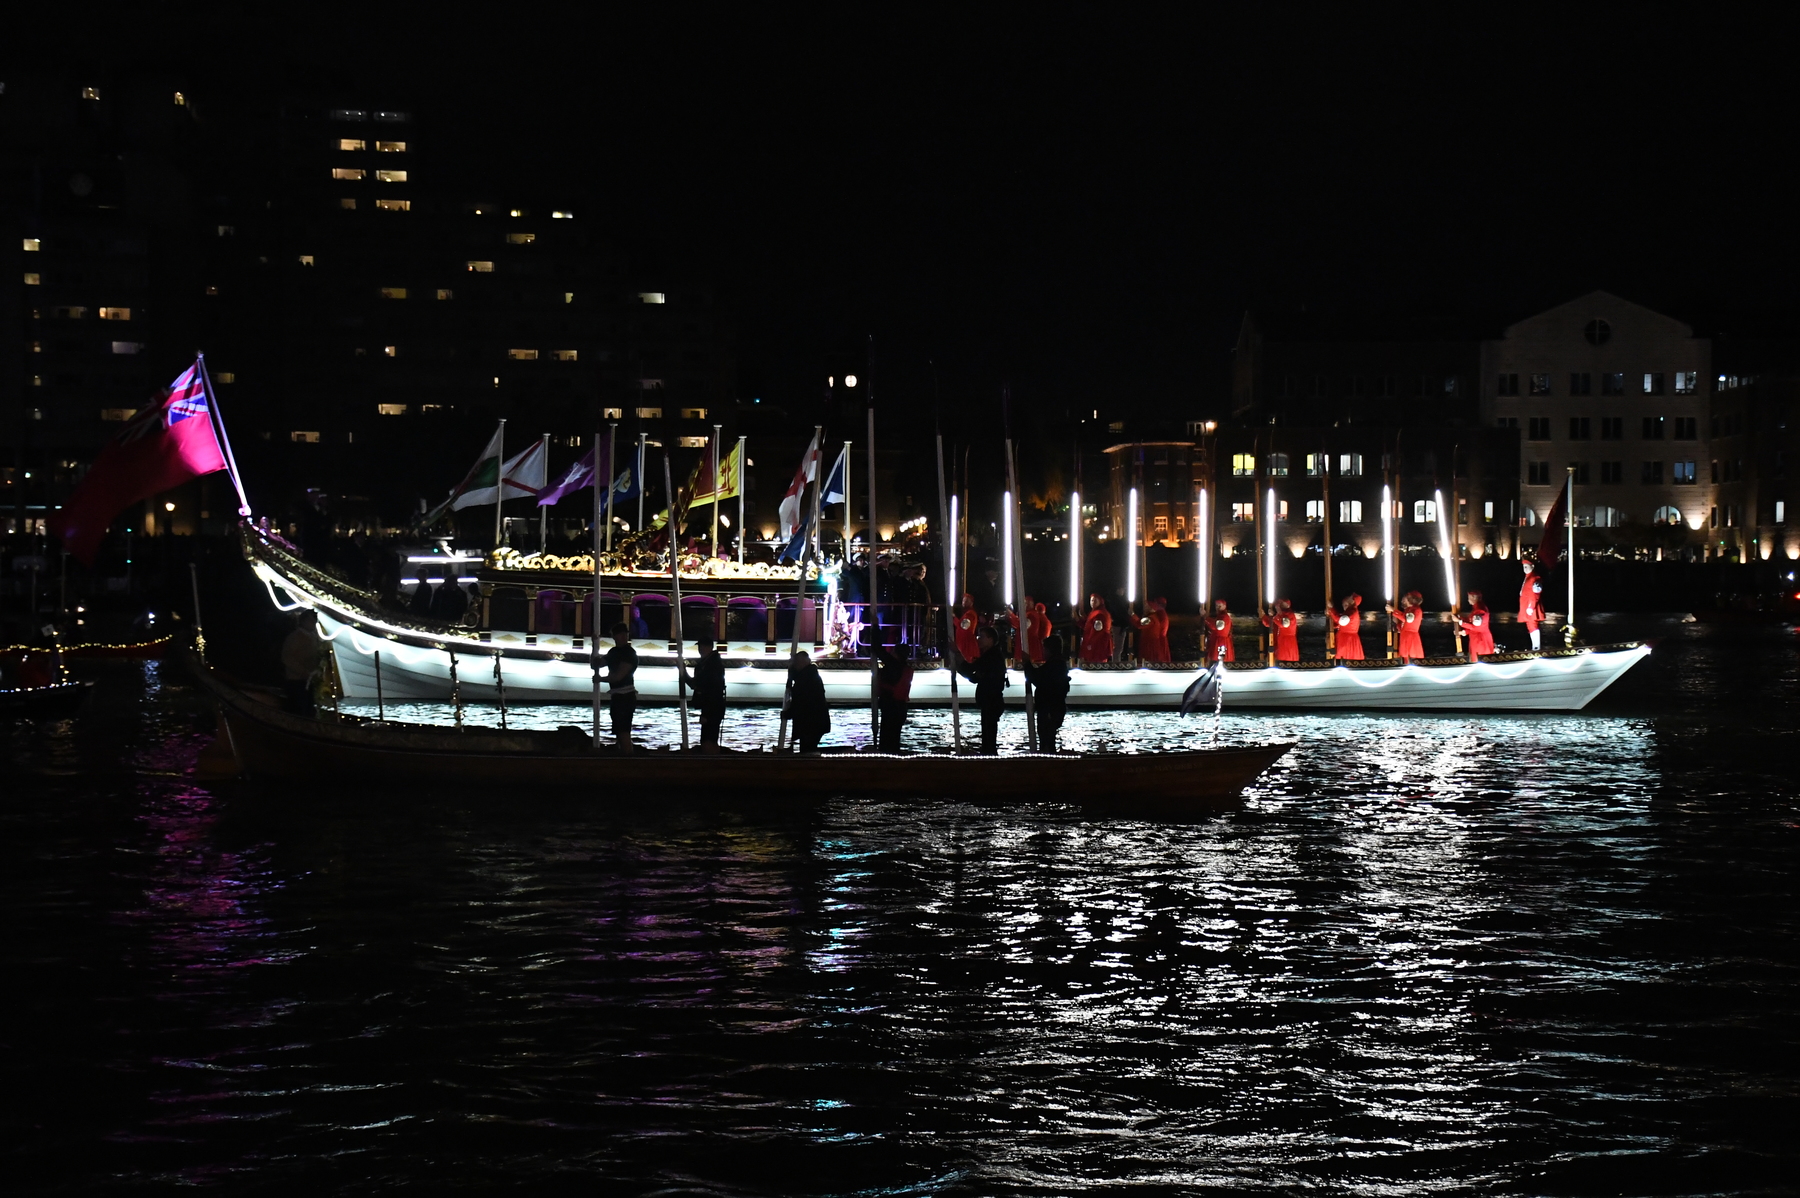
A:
[188,655,1294,815]
[0,680,92,719]
[65,635,173,660]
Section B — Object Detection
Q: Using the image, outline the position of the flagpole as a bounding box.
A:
[1005,431,1036,750]
[711,423,723,558]
[935,429,962,752]
[195,354,252,517]
[636,431,646,536]
[601,424,615,741]
[492,418,507,550]
[537,433,551,551]
[736,435,747,567]
[842,440,853,561]
[604,423,617,555]
[866,383,879,747]
[1565,466,1575,647]
[665,451,689,750]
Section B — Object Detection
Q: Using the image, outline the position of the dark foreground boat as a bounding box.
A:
[189,657,1293,815]
[0,681,93,719]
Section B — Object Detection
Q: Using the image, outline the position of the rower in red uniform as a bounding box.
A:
[1204,599,1235,663]
[1261,597,1300,662]
[1519,552,1546,651]
[1332,593,1364,660]
[953,594,982,665]
[1456,589,1495,658]
[1391,590,1426,661]
[1079,593,1113,664]
[1022,596,1050,664]
[1138,597,1172,663]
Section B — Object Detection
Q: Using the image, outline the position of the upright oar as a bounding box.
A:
[664,452,689,750]
[777,426,822,752]
[591,425,604,747]
[866,339,879,746]
[1002,386,1035,750]
[1564,466,1576,647]
[934,371,962,752]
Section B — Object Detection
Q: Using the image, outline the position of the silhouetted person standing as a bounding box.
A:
[958,625,1010,754]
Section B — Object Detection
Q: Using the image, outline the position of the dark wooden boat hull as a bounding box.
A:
[190,658,1291,814]
[66,636,173,660]
[0,681,92,719]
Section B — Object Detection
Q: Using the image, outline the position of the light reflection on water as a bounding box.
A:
[5,622,1798,1195]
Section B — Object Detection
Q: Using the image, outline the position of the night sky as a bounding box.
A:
[28,15,1797,421]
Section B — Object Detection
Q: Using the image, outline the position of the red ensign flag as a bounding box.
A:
[54,361,228,563]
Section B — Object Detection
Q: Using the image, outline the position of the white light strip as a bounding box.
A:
[1068,489,1080,608]
[1435,487,1456,608]
[1265,486,1277,602]
[949,493,959,601]
[1381,483,1394,603]
[405,554,484,563]
[1126,487,1139,603]
[1197,488,1209,608]
[1002,492,1014,607]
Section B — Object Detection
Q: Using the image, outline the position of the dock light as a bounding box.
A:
[844,374,857,388]
[1126,487,1139,603]
[1265,487,1277,601]
[1068,490,1080,607]
[164,502,175,512]
[1197,487,1209,607]
[949,493,959,600]
[1002,492,1014,606]
[1434,488,1456,606]
[1381,483,1394,602]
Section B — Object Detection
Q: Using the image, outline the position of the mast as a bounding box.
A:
[1565,466,1576,647]
[1320,443,1334,614]
[636,430,646,536]
[1253,432,1266,653]
[710,422,723,558]
[664,452,689,749]
[1003,386,1035,749]
[777,425,821,752]
[591,424,604,747]
[492,418,507,550]
[604,422,617,555]
[537,433,551,551]
[937,429,962,751]
[195,353,251,517]
[842,440,853,561]
[866,377,879,743]
[736,434,748,566]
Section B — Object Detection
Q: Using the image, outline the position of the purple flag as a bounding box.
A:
[537,431,610,506]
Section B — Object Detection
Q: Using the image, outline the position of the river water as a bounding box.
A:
[5,614,1797,1195]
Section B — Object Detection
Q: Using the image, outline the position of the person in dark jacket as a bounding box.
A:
[677,635,728,751]
[874,636,915,752]
[428,577,469,622]
[787,651,831,752]
[1023,633,1072,753]
[407,574,435,617]
[957,625,1010,754]
[604,623,638,751]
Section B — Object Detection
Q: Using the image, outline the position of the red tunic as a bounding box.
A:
[1395,605,1426,661]
[1139,609,1171,663]
[1261,611,1300,661]
[1080,607,1113,664]
[1204,611,1235,663]
[954,605,981,663]
[1332,603,1364,660]
[1518,571,1545,631]
[1457,606,1495,656]
[1025,604,1050,663]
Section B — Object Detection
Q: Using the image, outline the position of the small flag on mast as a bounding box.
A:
[821,444,848,507]
[777,431,821,539]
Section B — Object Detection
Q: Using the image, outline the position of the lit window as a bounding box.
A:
[339,198,357,209]
[332,167,366,180]
[338,138,366,151]
[638,292,665,304]
[636,407,663,419]
[1266,452,1289,477]
[379,287,407,299]
[552,210,574,219]
[290,431,321,443]
[466,260,494,272]
[1304,499,1324,523]
[509,208,524,217]
[506,232,535,244]
[215,373,235,383]
[374,199,410,211]
[1231,453,1254,477]
[110,341,142,354]
[22,238,40,251]
[1777,500,1787,524]
[382,346,396,358]
[100,408,135,421]
[1413,500,1437,523]
[173,92,186,106]
[29,340,40,353]
[81,87,100,100]
[552,350,578,362]
[1675,371,1699,394]
[1305,453,1325,477]
[22,272,40,285]
[602,407,623,419]
[1231,502,1255,522]
[436,289,454,300]
[298,254,315,265]
[332,109,368,121]
[98,307,130,321]
[217,225,234,237]
[420,404,443,413]
[204,285,218,295]
[375,169,407,183]
[680,408,708,419]
[378,403,407,416]
[376,140,407,152]
[508,349,539,360]
[374,111,410,123]
[678,436,709,448]
[639,379,664,391]
[30,377,42,387]
[564,292,574,303]
[1338,500,1363,523]
[54,306,87,319]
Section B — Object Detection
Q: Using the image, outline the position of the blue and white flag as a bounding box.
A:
[821,446,849,506]
[777,511,813,563]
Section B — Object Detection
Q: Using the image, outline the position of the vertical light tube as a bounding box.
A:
[1002,492,1014,606]
[1435,487,1456,609]
[1265,486,1278,602]
[1197,487,1209,609]
[1068,490,1081,607]
[1381,483,1394,603]
[949,493,959,602]
[1126,487,1139,603]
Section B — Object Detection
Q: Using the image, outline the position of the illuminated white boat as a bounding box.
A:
[244,526,1649,712]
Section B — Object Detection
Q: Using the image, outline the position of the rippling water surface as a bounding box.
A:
[5,615,1798,1195]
